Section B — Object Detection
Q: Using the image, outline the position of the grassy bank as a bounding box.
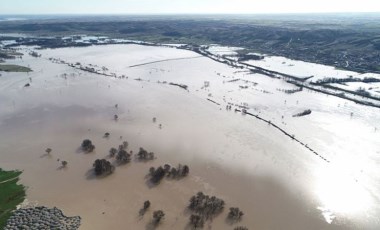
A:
[0,64,32,72]
[0,168,26,228]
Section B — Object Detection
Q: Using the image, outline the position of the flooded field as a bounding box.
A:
[0,43,379,229]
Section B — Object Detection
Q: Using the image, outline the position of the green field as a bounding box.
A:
[0,169,26,229]
[0,64,32,72]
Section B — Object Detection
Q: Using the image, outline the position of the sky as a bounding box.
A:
[0,0,379,15]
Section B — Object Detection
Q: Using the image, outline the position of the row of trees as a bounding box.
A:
[88,139,158,177]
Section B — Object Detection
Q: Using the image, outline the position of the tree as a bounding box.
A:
[227,207,244,223]
[143,200,151,210]
[137,147,154,161]
[61,161,68,168]
[104,132,110,138]
[114,114,118,120]
[180,165,190,177]
[189,214,204,229]
[81,139,95,152]
[188,192,225,220]
[234,227,248,230]
[139,200,151,216]
[152,210,165,224]
[168,164,189,179]
[93,159,114,176]
[109,147,117,157]
[45,148,52,154]
[170,167,178,178]
[122,141,128,149]
[164,164,171,173]
[149,167,156,176]
[116,149,131,164]
[150,166,166,184]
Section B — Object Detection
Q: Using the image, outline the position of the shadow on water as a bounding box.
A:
[85,168,113,180]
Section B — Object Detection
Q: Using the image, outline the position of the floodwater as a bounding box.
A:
[0,43,379,229]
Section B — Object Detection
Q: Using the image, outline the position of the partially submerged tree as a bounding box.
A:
[109,147,117,157]
[168,164,189,179]
[116,149,131,165]
[227,207,244,223]
[188,192,225,220]
[122,141,128,150]
[163,164,171,173]
[139,200,151,216]
[234,227,248,230]
[81,139,95,152]
[93,159,114,176]
[189,214,204,229]
[137,147,154,161]
[149,166,166,184]
[45,148,52,154]
[148,163,190,185]
[61,161,68,168]
[152,210,165,225]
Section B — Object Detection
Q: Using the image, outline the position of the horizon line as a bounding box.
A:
[1,12,380,16]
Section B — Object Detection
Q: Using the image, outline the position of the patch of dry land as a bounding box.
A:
[0,43,380,230]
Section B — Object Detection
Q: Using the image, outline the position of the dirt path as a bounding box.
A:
[0,177,18,184]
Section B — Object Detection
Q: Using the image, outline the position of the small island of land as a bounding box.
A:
[0,64,32,72]
[0,168,25,229]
